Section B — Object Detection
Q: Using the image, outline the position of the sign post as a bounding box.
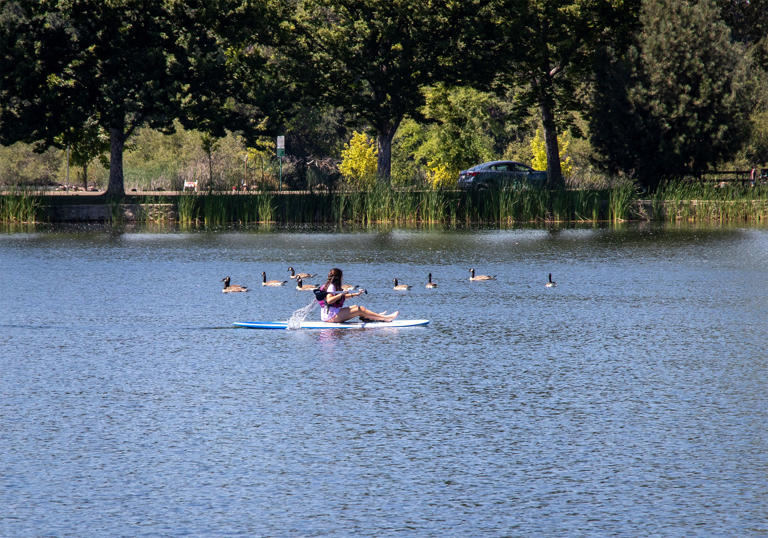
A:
[277,135,285,190]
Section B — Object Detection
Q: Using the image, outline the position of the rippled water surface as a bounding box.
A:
[2,224,767,535]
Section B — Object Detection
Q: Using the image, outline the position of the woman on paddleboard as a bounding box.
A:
[317,268,398,323]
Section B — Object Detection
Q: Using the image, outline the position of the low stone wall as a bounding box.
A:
[44,203,176,222]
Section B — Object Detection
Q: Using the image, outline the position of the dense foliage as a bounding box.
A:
[590,0,752,190]
[1,0,767,193]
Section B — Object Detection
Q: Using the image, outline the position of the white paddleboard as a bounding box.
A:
[233,319,430,330]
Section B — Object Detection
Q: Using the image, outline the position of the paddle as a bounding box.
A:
[313,288,367,301]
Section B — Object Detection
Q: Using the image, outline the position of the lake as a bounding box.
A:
[1,223,767,535]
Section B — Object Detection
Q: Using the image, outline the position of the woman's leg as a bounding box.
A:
[351,305,398,321]
[330,305,398,322]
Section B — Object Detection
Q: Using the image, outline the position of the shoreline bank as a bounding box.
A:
[2,189,768,225]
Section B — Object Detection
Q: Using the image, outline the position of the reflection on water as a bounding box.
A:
[1,222,767,535]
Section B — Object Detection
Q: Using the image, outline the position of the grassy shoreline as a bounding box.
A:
[3,183,768,226]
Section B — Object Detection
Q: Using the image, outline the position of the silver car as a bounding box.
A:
[458,160,547,189]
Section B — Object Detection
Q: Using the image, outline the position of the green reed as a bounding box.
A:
[651,179,768,222]
[14,180,768,227]
[256,193,275,223]
[0,191,42,223]
[421,189,448,223]
[608,184,636,222]
[27,183,759,227]
[177,194,198,226]
[174,193,279,227]
[572,189,601,221]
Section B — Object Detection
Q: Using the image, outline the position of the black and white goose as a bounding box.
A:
[393,278,412,291]
[295,277,318,291]
[221,276,248,293]
[288,267,316,280]
[261,272,287,287]
[469,268,495,281]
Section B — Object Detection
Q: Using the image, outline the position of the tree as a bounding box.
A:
[590,0,751,189]
[393,84,522,185]
[287,0,481,183]
[0,0,275,196]
[277,103,352,188]
[489,0,640,189]
[59,120,110,190]
[716,1,768,166]
[715,0,768,46]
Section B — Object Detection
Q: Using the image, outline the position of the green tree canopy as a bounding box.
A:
[285,0,485,183]
[0,0,276,196]
[715,0,768,46]
[485,0,640,189]
[590,0,751,189]
[393,84,523,184]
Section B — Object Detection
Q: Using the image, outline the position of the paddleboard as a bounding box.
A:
[233,319,430,330]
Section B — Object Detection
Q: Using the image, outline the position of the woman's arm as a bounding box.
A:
[325,291,345,305]
[325,288,364,304]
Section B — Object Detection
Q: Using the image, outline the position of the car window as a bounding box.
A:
[492,164,509,171]
[513,164,530,172]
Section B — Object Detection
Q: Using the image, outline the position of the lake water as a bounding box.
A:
[1,223,767,536]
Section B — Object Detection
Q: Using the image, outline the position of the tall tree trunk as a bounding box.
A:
[376,119,401,184]
[208,151,214,193]
[538,77,564,190]
[107,125,125,197]
[81,162,88,190]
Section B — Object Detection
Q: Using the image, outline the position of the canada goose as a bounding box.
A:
[221,276,248,293]
[545,273,557,288]
[261,271,287,287]
[341,284,359,291]
[296,277,318,291]
[469,268,496,281]
[393,278,412,291]
[426,273,437,289]
[288,266,316,280]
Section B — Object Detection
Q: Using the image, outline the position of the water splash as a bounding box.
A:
[287,299,317,330]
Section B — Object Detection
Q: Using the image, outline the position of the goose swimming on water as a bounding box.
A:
[261,272,287,287]
[221,276,248,293]
[295,277,318,291]
[469,268,495,281]
[426,273,437,289]
[393,278,412,291]
[545,273,557,288]
[288,267,316,280]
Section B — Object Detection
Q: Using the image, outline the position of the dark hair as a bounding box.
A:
[323,267,342,291]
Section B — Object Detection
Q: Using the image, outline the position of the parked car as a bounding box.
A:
[457,160,547,189]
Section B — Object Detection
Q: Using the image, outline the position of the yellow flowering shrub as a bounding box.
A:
[339,131,378,189]
[530,128,573,177]
[426,161,458,189]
